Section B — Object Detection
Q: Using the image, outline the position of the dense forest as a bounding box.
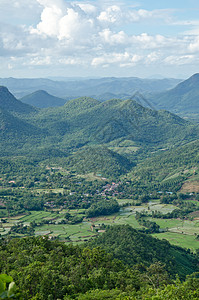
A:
[1,225,199,299]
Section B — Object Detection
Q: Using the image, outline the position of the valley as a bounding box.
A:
[0,74,199,299]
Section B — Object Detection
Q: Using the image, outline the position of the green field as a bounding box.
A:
[20,211,58,223]
[35,221,96,242]
[2,201,199,250]
[153,232,199,251]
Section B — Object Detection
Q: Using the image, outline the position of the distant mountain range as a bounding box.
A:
[0,77,182,98]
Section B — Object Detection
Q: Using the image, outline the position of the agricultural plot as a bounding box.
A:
[76,173,106,181]
[152,232,199,251]
[35,221,96,242]
[20,211,57,223]
[128,202,177,214]
[1,200,199,250]
[181,179,199,193]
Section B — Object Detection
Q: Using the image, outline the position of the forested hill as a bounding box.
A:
[64,145,134,177]
[0,108,41,139]
[33,96,198,148]
[0,226,199,299]
[88,225,198,278]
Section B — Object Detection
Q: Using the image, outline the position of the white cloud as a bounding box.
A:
[164,55,195,65]
[99,29,128,45]
[58,57,84,65]
[28,55,51,66]
[92,52,130,66]
[77,3,97,14]
[98,5,122,23]
[31,1,96,43]
[188,37,199,52]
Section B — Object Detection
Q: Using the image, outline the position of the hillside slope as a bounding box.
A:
[124,139,199,192]
[89,225,198,278]
[151,73,199,120]
[33,97,198,149]
[64,145,134,177]
[0,86,36,114]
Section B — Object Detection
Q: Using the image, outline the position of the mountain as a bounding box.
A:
[89,225,198,278]
[0,86,36,114]
[0,77,182,98]
[18,96,199,152]
[20,90,66,108]
[60,98,197,146]
[64,145,134,177]
[151,73,199,121]
[0,88,198,160]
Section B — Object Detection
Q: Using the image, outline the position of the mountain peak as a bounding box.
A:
[20,90,67,108]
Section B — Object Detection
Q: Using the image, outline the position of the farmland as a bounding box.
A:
[1,199,199,250]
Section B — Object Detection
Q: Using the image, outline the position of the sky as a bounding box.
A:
[1,0,199,79]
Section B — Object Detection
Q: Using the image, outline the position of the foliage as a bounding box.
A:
[86,199,120,218]
[88,225,198,278]
[0,274,17,299]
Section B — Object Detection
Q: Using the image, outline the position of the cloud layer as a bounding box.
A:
[1,0,199,77]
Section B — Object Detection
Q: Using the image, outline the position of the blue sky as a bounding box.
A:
[1,0,199,79]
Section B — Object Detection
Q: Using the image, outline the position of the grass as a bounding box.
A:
[35,221,95,242]
[20,211,58,223]
[108,146,139,155]
[153,232,199,251]
[149,218,184,229]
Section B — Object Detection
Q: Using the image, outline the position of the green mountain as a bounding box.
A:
[0,88,198,164]
[151,73,199,120]
[64,145,134,177]
[34,97,198,149]
[0,86,36,114]
[20,90,66,108]
[89,225,198,278]
[94,92,131,101]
